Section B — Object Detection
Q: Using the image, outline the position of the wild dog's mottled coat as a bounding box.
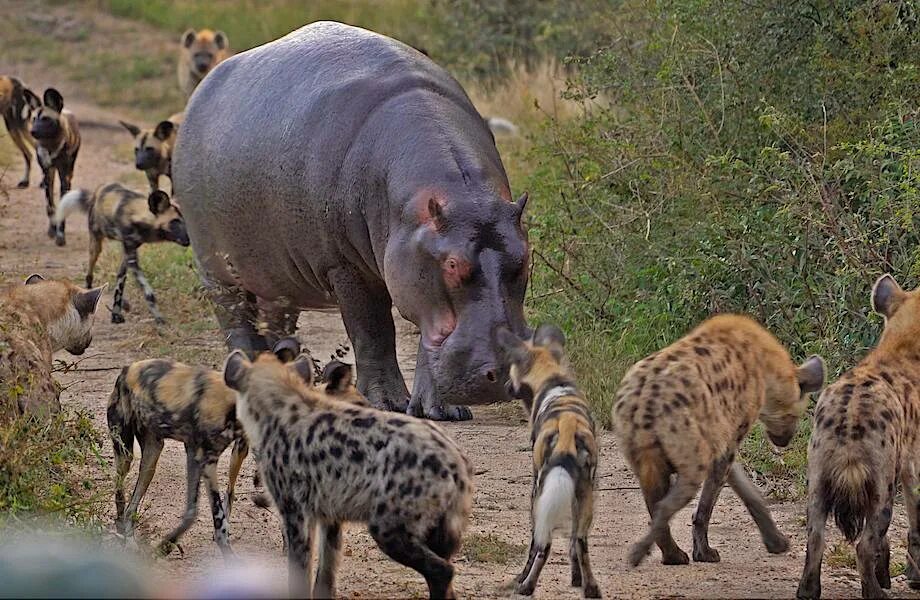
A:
[223,348,473,599]
[54,183,189,324]
[798,274,920,599]
[0,275,104,417]
[178,29,231,98]
[613,314,825,568]
[29,88,80,241]
[119,112,183,193]
[497,324,601,598]
[0,76,41,188]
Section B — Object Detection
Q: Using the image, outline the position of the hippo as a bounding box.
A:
[173,21,530,420]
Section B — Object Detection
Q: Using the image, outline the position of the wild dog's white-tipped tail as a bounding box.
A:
[54,189,90,226]
[533,467,575,546]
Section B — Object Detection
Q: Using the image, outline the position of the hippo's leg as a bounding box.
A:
[406,342,473,421]
[329,267,409,412]
[257,297,300,348]
[198,259,269,358]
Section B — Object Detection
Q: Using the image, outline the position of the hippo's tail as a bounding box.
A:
[54,189,91,226]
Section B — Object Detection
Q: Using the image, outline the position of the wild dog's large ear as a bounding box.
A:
[148,190,171,215]
[532,323,565,361]
[495,326,532,372]
[43,88,64,113]
[272,337,300,364]
[119,120,141,137]
[323,360,353,393]
[214,30,229,50]
[797,355,825,394]
[24,273,45,285]
[153,120,175,141]
[223,350,251,391]
[289,353,314,386]
[872,274,906,319]
[182,29,197,48]
[73,284,107,319]
[23,88,41,112]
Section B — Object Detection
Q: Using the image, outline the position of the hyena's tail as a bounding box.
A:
[533,465,575,546]
[54,188,91,227]
[822,458,875,542]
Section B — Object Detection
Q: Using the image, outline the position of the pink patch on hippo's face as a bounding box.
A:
[423,309,457,349]
[442,255,472,289]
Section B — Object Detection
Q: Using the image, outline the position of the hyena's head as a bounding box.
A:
[181,29,230,77]
[119,119,176,171]
[22,274,106,355]
[223,342,316,407]
[495,324,570,414]
[871,273,920,351]
[29,88,66,141]
[0,77,41,129]
[148,191,190,247]
[760,353,825,447]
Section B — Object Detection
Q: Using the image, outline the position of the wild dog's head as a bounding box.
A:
[181,29,230,78]
[120,119,177,171]
[148,191,190,247]
[760,352,825,447]
[20,274,106,355]
[495,324,571,414]
[29,88,67,141]
[322,360,368,405]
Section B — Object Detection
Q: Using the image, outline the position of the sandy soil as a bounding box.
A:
[1,7,917,599]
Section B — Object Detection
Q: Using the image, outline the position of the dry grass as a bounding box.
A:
[461,532,526,565]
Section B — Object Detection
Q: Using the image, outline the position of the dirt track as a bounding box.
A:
[0,10,913,599]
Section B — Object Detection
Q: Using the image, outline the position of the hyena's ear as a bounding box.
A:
[148,190,172,215]
[495,327,532,372]
[872,274,907,319]
[119,120,141,138]
[182,29,197,48]
[214,30,229,50]
[153,120,175,141]
[289,353,315,386]
[272,337,301,364]
[24,273,45,285]
[797,355,825,394]
[23,88,41,112]
[532,323,566,361]
[43,88,64,113]
[73,284,107,319]
[223,350,252,392]
[323,360,353,393]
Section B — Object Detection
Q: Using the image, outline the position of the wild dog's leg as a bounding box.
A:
[86,234,103,288]
[225,436,248,520]
[634,456,688,565]
[692,454,733,562]
[328,267,409,413]
[196,256,268,358]
[121,434,164,538]
[572,491,601,598]
[727,463,788,553]
[123,243,166,325]
[901,468,920,588]
[282,504,312,599]
[41,163,56,238]
[111,257,130,323]
[796,479,829,600]
[54,157,76,246]
[314,520,342,599]
[517,481,539,584]
[856,508,886,599]
[370,525,456,600]
[628,473,701,567]
[203,460,234,559]
[145,169,159,194]
[159,449,203,555]
[257,298,300,348]
[109,414,134,535]
[7,127,32,188]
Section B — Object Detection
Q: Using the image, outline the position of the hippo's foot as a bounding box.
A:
[406,396,473,421]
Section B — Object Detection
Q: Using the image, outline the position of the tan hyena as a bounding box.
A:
[178,29,231,98]
[0,76,41,188]
[798,274,920,599]
[613,314,825,568]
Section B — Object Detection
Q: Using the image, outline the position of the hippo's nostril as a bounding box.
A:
[486,369,497,383]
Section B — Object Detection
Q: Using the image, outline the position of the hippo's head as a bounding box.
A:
[385,189,530,406]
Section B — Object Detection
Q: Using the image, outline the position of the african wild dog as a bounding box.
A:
[613,314,825,568]
[496,324,601,598]
[798,274,920,599]
[119,112,183,193]
[178,29,231,98]
[0,274,104,417]
[223,346,473,599]
[0,76,41,188]
[29,88,80,242]
[54,183,190,324]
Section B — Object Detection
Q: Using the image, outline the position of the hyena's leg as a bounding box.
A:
[628,473,701,568]
[203,459,234,559]
[572,492,601,598]
[86,234,103,288]
[225,436,249,520]
[692,454,733,562]
[111,256,130,323]
[7,127,32,188]
[634,456,689,565]
[123,243,166,325]
[727,463,788,553]
[282,504,313,599]
[875,494,894,590]
[159,449,203,555]
[370,525,456,600]
[121,434,164,538]
[796,478,829,600]
[314,520,342,599]
[856,506,886,599]
[901,468,920,588]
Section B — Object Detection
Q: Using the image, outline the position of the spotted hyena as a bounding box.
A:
[798,274,920,599]
[223,346,473,599]
[613,314,825,568]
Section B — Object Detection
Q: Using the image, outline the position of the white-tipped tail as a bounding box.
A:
[54,189,90,226]
[486,116,519,136]
[532,467,574,546]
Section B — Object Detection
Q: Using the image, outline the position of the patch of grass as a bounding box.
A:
[462,533,526,565]
[825,541,857,570]
[739,420,812,499]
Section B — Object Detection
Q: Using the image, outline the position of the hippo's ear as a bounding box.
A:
[495,327,532,372]
[153,120,175,141]
[289,353,315,386]
[223,350,251,392]
[797,355,825,394]
[872,274,906,318]
[214,30,229,50]
[119,120,141,138]
[272,337,301,364]
[532,323,566,362]
[515,192,529,223]
[24,273,45,285]
[148,190,171,215]
[43,88,64,113]
[182,29,197,48]
[323,360,353,393]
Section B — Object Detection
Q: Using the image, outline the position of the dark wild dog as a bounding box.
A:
[30,88,80,242]
[0,76,41,188]
[119,112,183,193]
[54,183,189,324]
[496,324,601,598]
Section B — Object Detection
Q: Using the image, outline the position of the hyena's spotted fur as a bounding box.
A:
[178,29,231,98]
[119,112,183,193]
[613,314,825,568]
[223,347,473,599]
[497,324,601,598]
[54,183,190,324]
[29,88,80,241]
[0,274,104,418]
[798,274,920,599]
[0,76,41,188]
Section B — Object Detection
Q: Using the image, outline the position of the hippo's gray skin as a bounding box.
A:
[173,22,530,420]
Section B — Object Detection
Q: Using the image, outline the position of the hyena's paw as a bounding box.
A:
[692,545,721,563]
[661,547,690,565]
